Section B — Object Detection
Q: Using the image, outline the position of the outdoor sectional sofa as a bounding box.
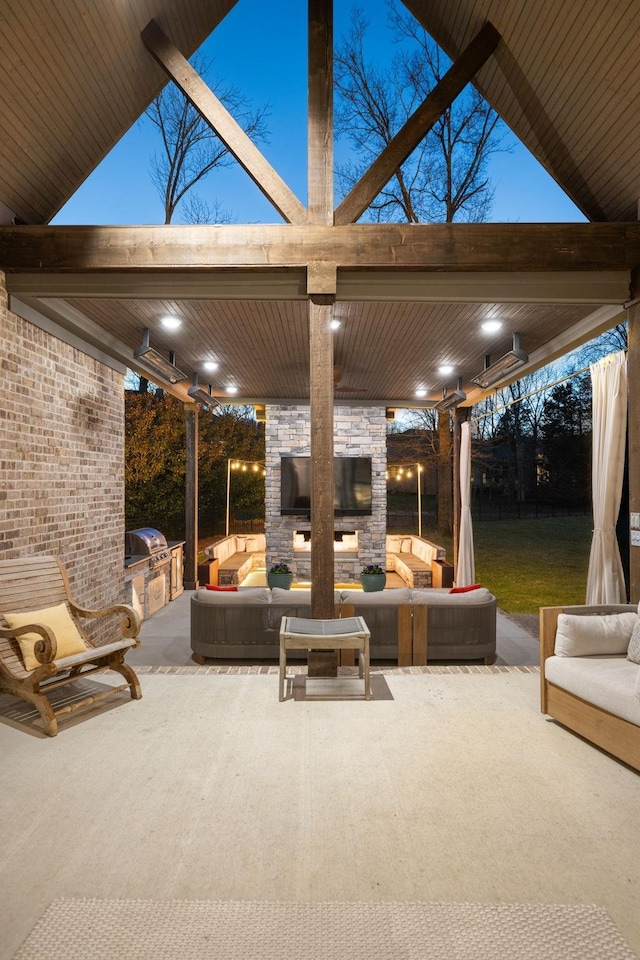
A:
[190,585,497,664]
[540,603,640,772]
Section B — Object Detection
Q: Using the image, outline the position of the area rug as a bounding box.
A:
[13,899,637,960]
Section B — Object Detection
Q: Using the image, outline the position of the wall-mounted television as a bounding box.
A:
[280,456,372,516]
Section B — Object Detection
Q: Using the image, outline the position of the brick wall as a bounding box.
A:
[265,404,387,581]
[0,272,126,644]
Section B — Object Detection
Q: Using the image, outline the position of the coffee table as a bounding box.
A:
[279,615,371,701]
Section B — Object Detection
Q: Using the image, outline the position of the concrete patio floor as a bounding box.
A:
[127,589,539,668]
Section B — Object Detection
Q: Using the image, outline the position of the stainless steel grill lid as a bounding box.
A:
[125,528,169,556]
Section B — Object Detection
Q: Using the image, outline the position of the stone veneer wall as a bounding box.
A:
[0,271,126,644]
[265,405,387,582]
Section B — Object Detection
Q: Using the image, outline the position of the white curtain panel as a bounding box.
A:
[456,420,475,586]
[586,350,628,604]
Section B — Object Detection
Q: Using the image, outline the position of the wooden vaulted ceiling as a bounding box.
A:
[0,1,639,408]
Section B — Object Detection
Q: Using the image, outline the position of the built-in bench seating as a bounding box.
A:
[205,534,266,585]
[385,535,451,588]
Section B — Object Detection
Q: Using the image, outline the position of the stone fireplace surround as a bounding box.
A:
[265,405,387,583]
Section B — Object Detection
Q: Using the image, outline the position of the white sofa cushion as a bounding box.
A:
[554,612,637,657]
[411,587,493,605]
[341,588,411,605]
[545,655,640,726]
[627,618,640,664]
[244,534,266,552]
[270,588,343,606]
[386,536,403,553]
[195,586,271,605]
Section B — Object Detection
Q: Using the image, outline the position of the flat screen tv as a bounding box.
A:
[280,456,372,516]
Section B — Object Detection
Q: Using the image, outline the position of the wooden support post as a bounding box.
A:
[452,410,461,571]
[306,0,337,677]
[184,403,199,589]
[452,408,467,572]
[309,295,335,621]
[628,300,640,602]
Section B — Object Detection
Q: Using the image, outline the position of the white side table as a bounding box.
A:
[279,616,371,701]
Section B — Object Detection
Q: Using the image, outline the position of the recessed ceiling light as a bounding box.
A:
[203,360,219,371]
[415,388,427,398]
[330,319,341,330]
[438,364,454,375]
[160,316,182,330]
[226,385,238,395]
[481,320,503,333]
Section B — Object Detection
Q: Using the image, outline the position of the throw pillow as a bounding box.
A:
[555,612,637,658]
[386,536,402,553]
[5,602,86,671]
[205,585,238,592]
[401,537,413,553]
[627,617,640,664]
[450,584,482,594]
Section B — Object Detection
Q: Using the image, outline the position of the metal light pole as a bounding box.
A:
[417,463,422,538]
[225,457,232,538]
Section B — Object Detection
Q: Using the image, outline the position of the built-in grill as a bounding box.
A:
[125,527,172,569]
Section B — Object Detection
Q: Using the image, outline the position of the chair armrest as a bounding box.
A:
[539,606,564,714]
[69,602,141,640]
[539,607,563,664]
[0,622,58,664]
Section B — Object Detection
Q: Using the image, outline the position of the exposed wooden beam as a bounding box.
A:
[2,223,640,272]
[334,22,501,225]
[141,19,307,225]
[308,0,333,225]
[6,269,631,305]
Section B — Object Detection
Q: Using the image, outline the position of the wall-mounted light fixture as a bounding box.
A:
[187,374,219,411]
[133,327,187,384]
[435,378,466,411]
[471,332,528,388]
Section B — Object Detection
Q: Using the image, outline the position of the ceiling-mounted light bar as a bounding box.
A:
[435,378,466,412]
[187,374,219,411]
[471,332,528,388]
[133,327,187,384]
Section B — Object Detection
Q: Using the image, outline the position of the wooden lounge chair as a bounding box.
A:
[0,555,142,736]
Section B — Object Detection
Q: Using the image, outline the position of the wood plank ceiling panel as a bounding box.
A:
[55,296,596,404]
[0,0,238,223]
[406,0,640,222]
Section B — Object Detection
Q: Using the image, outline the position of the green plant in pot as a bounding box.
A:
[360,563,386,592]
[267,562,294,590]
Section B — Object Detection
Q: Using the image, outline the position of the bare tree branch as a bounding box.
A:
[145,52,270,223]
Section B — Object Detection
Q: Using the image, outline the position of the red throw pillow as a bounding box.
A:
[205,585,238,592]
[450,584,482,594]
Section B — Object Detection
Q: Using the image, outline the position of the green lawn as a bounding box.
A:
[420,515,593,614]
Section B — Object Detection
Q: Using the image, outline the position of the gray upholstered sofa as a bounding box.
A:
[190,586,497,664]
[540,603,640,771]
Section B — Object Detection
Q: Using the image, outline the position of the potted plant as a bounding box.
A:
[360,563,386,592]
[267,562,294,590]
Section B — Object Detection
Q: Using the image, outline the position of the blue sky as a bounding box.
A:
[52,0,586,227]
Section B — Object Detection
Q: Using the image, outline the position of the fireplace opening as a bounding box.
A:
[293,530,359,553]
